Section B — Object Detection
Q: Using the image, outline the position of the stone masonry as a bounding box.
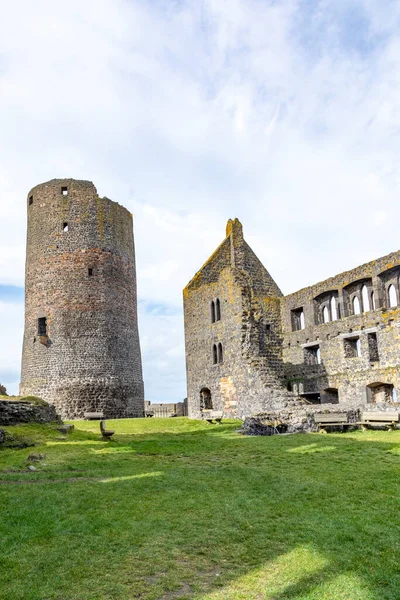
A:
[20,179,144,419]
[184,219,400,419]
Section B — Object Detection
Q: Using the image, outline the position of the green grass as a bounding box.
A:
[1,418,400,599]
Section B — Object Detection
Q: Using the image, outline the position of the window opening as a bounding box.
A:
[344,336,361,358]
[330,296,338,321]
[304,345,321,365]
[29,196,33,206]
[352,296,361,315]
[389,284,397,308]
[216,298,221,321]
[200,388,212,410]
[323,306,330,323]
[368,332,379,362]
[88,268,93,277]
[362,285,369,312]
[211,301,215,323]
[212,344,218,365]
[63,222,69,232]
[37,317,47,336]
[367,382,394,404]
[61,186,68,195]
[371,291,376,310]
[291,308,305,331]
[217,342,223,363]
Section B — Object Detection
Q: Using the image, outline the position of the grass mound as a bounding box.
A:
[1,418,400,599]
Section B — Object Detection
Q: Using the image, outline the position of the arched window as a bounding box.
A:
[300,311,305,329]
[212,344,217,364]
[362,285,369,313]
[389,284,398,308]
[211,301,216,323]
[371,291,376,310]
[218,343,223,363]
[323,306,329,323]
[216,298,221,321]
[330,296,338,321]
[352,296,361,315]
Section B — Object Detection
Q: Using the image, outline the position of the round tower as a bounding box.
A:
[20,178,144,419]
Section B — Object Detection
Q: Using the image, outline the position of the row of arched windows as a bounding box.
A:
[211,299,221,323]
[292,272,400,331]
[212,343,223,364]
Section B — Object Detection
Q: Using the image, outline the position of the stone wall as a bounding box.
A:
[281,250,400,408]
[144,401,187,417]
[0,400,60,426]
[20,179,144,419]
[184,218,400,420]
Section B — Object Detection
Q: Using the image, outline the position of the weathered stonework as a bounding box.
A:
[184,219,292,419]
[184,219,400,419]
[20,179,144,419]
[0,400,60,426]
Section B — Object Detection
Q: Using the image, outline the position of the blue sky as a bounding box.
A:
[1,0,400,399]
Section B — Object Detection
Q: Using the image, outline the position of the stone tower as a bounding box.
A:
[20,178,144,419]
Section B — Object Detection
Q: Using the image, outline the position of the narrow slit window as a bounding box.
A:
[212,344,218,365]
[211,301,216,323]
[61,186,68,196]
[371,291,376,310]
[216,298,221,321]
[330,296,338,321]
[63,222,69,232]
[37,317,47,336]
[218,342,223,363]
[88,268,93,277]
[29,196,33,206]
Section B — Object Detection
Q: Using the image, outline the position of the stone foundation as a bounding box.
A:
[0,400,61,426]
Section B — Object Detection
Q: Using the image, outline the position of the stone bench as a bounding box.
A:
[100,420,115,440]
[84,412,104,420]
[202,410,223,424]
[357,411,399,430]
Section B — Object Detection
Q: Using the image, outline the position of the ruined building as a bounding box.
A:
[183,218,400,419]
[20,179,144,419]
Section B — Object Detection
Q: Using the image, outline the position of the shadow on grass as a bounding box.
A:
[1,421,400,599]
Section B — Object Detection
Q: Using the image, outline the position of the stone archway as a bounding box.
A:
[200,388,213,410]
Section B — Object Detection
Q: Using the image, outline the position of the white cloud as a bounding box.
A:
[1,0,400,400]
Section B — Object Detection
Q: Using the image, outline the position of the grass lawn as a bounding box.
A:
[1,418,400,600]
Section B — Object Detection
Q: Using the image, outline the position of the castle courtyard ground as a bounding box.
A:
[1,418,400,600]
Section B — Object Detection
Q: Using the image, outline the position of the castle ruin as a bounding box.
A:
[183,218,400,419]
[20,179,144,419]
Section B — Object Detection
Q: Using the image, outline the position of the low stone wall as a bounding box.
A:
[241,402,400,435]
[0,400,61,426]
[0,429,5,444]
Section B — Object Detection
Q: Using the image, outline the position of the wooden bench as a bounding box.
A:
[357,411,399,430]
[202,410,223,424]
[314,413,350,432]
[100,420,115,440]
[84,412,104,420]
